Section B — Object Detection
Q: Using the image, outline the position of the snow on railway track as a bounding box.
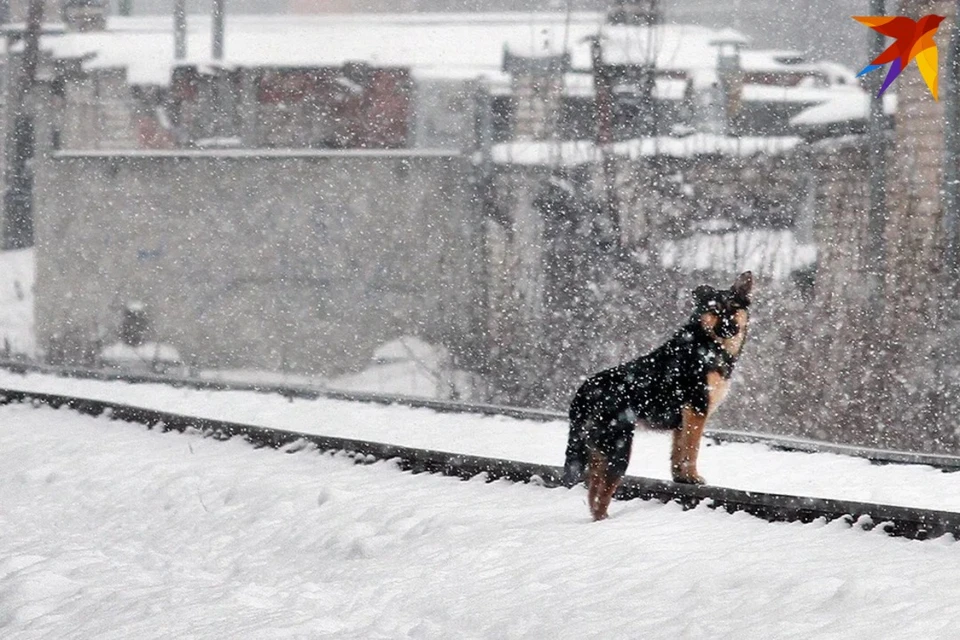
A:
[3,384,960,543]
[2,368,960,515]
[3,402,960,639]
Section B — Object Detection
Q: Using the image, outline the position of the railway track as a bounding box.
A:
[4,360,960,470]
[3,385,960,541]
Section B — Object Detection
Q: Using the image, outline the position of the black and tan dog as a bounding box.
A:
[562,271,754,521]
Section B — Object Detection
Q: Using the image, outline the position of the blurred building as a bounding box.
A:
[2,0,61,23]
[5,7,870,156]
[664,0,869,70]
[169,64,412,148]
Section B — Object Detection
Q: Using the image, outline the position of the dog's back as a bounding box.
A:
[562,272,753,500]
[562,326,707,486]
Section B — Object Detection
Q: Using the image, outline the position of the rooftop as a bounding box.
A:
[30,13,604,85]
[490,134,803,166]
[19,12,857,92]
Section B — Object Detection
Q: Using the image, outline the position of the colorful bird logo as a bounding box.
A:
[853,14,945,100]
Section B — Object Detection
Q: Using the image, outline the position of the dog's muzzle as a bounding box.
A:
[716,320,740,339]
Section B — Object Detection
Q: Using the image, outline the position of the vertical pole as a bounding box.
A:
[174,0,186,60]
[592,38,612,148]
[471,81,493,381]
[592,37,619,245]
[212,0,225,61]
[211,0,228,138]
[865,0,887,314]
[3,0,42,250]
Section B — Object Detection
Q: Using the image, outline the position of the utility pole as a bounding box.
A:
[212,0,225,61]
[174,0,186,59]
[470,81,494,381]
[3,0,43,250]
[592,37,620,247]
[211,0,228,138]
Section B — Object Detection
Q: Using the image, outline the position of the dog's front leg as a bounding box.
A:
[587,454,603,517]
[594,474,621,521]
[672,407,707,484]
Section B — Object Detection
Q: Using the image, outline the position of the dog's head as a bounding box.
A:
[692,271,753,341]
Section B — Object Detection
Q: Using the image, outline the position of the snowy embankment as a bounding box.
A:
[0,249,34,357]
[3,403,960,639]
[1,370,960,513]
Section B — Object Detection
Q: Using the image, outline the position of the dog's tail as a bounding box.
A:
[561,417,590,487]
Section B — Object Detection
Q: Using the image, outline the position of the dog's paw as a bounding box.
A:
[672,474,706,485]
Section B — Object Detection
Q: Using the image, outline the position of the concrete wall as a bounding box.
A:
[33,149,482,376]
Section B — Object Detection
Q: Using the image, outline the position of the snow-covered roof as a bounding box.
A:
[33,12,608,86]
[708,28,749,46]
[24,13,859,93]
[739,51,857,84]
[790,91,898,127]
[491,134,802,166]
[596,24,745,88]
[740,84,862,105]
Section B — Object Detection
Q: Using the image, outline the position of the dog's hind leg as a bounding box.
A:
[587,450,621,521]
[672,407,707,484]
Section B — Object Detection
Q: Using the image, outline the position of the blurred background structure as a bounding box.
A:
[2,0,960,455]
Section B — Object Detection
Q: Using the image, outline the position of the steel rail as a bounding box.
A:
[2,386,959,541]
[3,360,960,471]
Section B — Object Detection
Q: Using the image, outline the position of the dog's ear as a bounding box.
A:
[692,285,716,307]
[732,271,753,303]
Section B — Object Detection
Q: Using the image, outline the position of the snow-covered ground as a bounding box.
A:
[2,370,960,514]
[3,403,960,639]
[201,336,477,400]
[0,249,35,357]
[327,336,477,400]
